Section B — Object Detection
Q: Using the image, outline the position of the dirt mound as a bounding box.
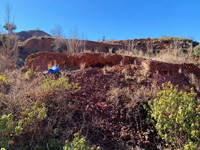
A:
[17,30,51,42]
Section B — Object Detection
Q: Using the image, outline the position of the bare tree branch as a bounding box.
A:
[66,27,86,54]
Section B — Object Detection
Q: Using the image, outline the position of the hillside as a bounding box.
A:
[0,30,200,149]
[16,30,51,42]
[1,52,200,149]
[16,32,200,66]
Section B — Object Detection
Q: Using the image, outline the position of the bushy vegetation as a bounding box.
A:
[63,133,101,150]
[41,75,81,92]
[1,64,200,149]
[0,101,48,149]
[0,68,161,149]
[193,44,200,57]
[0,75,90,149]
[25,68,34,79]
[0,73,6,84]
[148,82,200,149]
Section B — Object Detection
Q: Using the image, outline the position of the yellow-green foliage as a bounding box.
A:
[148,82,200,149]
[15,102,47,135]
[0,74,6,84]
[41,76,81,92]
[193,44,200,57]
[25,69,34,79]
[0,114,13,149]
[0,102,47,148]
[63,133,101,150]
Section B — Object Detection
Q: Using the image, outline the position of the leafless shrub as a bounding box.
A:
[0,55,15,72]
[79,62,86,70]
[66,27,86,54]
[51,27,86,54]
[0,32,19,63]
[53,37,67,52]
[50,25,64,38]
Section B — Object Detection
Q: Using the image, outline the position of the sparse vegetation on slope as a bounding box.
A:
[0,29,200,150]
[194,44,200,57]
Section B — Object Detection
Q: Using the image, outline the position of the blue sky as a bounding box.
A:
[0,0,200,41]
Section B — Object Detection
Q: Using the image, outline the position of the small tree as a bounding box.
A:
[51,25,67,52]
[3,23,16,33]
[102,36,105,42]
[50,25,64,38]
[3,4,17,33]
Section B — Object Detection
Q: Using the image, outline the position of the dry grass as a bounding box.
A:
[0,55,16,72]
[0,70,80,149]
[153,49,195,64]
[102,65,112,75]
[117,48,197,64]
[80,62,86,70]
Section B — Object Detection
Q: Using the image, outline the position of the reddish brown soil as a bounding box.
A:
[24,52,200,93]
[20,52,200,149]
[39,63,199,149]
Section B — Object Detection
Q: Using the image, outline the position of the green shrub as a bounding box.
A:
[193,44,200,57]
[41,76,81,92]
[0,102,47,149]
[15,102,47,135]
[0,74,6,84]
[0,114,13,149]
[25,69,34,79]
[63,133,101,150]
[148,82,200,149]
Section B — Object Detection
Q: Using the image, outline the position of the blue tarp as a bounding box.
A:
[48,65,59,73]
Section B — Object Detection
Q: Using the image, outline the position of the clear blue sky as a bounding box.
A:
[0,0,200,41]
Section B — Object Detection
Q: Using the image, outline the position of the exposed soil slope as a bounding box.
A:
[24,52,200,94]
[2,52,200,149]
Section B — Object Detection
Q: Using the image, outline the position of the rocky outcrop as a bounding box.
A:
[105,38,199,53]
[142,60,200,92]
[24,52,125,71]
[18,37,122,61]
[85,40,121,53]
[24,52,200,93]
[18,37,54,61]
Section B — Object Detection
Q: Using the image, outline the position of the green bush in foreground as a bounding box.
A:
[0,114,13,149]
[148,82,200,150]
[63,133,101,150]
[0,102,47,149]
